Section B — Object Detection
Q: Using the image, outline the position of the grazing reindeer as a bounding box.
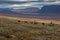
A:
[48,21,55,26]
[17,20,21,22]
[41,23,45,25]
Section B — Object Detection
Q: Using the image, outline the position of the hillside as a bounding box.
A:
[0,16,60,40]
[0,5,60,20]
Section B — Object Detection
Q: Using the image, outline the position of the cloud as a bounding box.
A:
[1,0,39,1]
[0,0,60,10]
[0,0,57,2]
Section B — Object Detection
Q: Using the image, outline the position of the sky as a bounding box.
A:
[0,0,60,9]
[0,0,59,2]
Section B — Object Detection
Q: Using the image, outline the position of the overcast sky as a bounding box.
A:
[0,0,60,9]
[0,0,59,2]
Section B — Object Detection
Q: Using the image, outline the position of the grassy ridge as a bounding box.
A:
[0,17,60,40]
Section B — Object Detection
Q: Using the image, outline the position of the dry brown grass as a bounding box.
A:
[0,16,60,24]
[0,16,60,40]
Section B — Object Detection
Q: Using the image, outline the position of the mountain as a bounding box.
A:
[38,5,60,15]
[0,5,60,14]
[0,8,15,15]
[0,5,60,20]
[12,7,40,13]
[12,5,60,15]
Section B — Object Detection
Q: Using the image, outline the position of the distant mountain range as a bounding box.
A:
[0,5,60,20]
[0,5,60,14]
[39,5,60,15]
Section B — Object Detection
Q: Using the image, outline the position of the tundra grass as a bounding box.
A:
[0,18,60,40]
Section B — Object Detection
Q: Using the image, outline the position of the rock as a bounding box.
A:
[35,37,43,40]
[5,35,16,38]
